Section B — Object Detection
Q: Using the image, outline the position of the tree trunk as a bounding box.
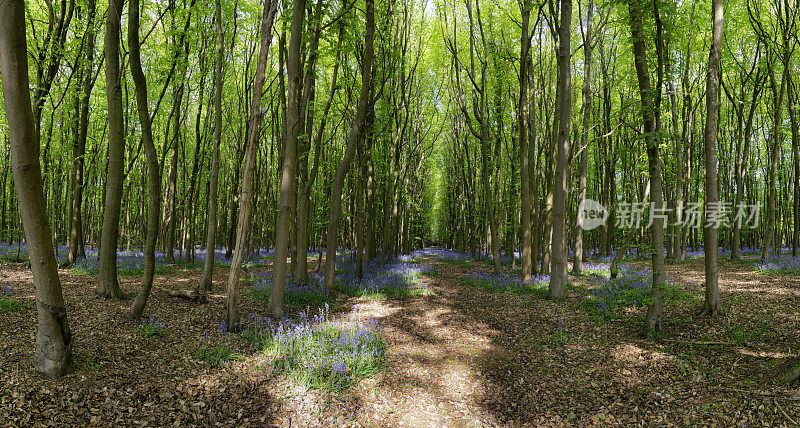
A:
[66,0,96,267]
[549,0,572,299]
[96,0,127,299]
[197,0,225,300]
[701,0,723,316]
[628,0,668,334]
[268,0,306,318]
[573,0,593,275]
[224,0,278,331]
[0,0,74,378]
[128,0,162,320]
[788,75,800,258]
[323,0,375,292]
[761,65,786,262]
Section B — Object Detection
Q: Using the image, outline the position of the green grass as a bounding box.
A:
[423,265,442,278]
[575,272,701,321]
[459,272,550,298]
[194,340,240,366]
[0,298,20,312]
[133,316,166,337]
[255,320,386,391]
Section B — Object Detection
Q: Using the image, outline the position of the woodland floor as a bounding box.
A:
[1,251,799,427]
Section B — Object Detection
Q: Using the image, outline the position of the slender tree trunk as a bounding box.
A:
[128,0,161,320]
[788,76,800,257]
[97,0,127,299]
[761,66,786,262]
[197,0,225,300]
[701,0,723,316]
[0,0,74,378]
[628,0,667,334]
[323,0,375,292]
[268,0,306,318]
[66,0,96,267]
[573,0,593,275]
[224,0,278,330]
[549,0,572,299]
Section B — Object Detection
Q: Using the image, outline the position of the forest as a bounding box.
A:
[0,0,799,425]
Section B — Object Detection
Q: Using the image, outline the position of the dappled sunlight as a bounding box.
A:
[611,343,675,364]
[737,349,797,359]
[726,286,800,296]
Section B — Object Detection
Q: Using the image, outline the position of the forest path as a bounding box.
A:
[334,252,800,426]
[1,252,799,426]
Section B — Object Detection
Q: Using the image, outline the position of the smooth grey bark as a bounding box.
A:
[323,0,375,292]
[197,0,225,301]
[97,0,127,299]
[549,0,572,299]
[66,0,95,267]
[269,0,306,318]
[760,65,786,262]
[294,0,342,287]
[573,0,594,275]
[0,0,74,378]
[729,71,763,260]
[789,76,800,257]
[225,0,278,330]
[128,0,162,320]
[701,0,723,317]
[628,0,668,334]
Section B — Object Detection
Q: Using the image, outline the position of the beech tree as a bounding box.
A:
[702,0,723,316]
[0,0,74,378]
[96,0,127,299]
[224,0,278,331]
[548,0,571,299]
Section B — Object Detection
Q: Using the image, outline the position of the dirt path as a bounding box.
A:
[1,253,798,426]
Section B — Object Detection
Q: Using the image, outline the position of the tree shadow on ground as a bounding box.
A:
[358,255,799,426]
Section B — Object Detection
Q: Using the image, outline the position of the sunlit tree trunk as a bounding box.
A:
[549,0,572,299]
[197,0,225,300]
[627,0,667,334]
[701,0,723,316]
[269,0,306,318]
[128,0,162,320]
[0,0,74,378]
[224,0,278,330]
[97,0,127,299]
[323,0,375,292]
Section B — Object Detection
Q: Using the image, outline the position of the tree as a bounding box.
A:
[96,0,128,299]
[627,0,668,334]
[0,0,74,378]
[65,0,96,267]
[572,0,595,275]
[269,0,306,318]
[224,0,278,331]
[549,0,572,299]
[702,0,723,316]
[323,0,375,292]
[197,0,225,301]
[128,0,162,320]
[518,0,534,281]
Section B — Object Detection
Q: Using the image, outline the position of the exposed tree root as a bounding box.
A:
[155,286,206,303]
[777,358,800,385]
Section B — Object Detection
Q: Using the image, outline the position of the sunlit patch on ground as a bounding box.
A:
[0,248,798,425]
